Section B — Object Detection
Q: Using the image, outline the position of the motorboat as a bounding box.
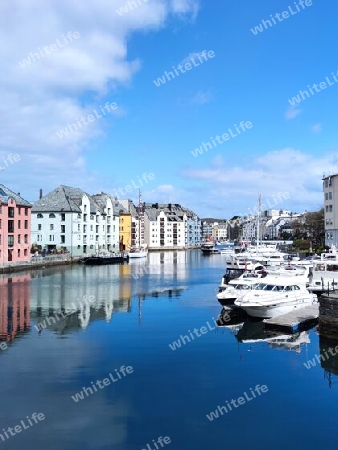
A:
[217,271,266,309]
[80,253,129,265]
[201,241,218,255]
[218,263,266,288]
[234,276,318,318]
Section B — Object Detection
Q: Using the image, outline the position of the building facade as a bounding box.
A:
[0,184,32,264]
[323,174,337,247]
[144,203,201,249]
[31,186,120,256]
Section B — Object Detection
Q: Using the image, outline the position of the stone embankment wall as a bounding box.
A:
[319,294,338,339]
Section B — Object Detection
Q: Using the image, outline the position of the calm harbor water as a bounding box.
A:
[0,250,337,450]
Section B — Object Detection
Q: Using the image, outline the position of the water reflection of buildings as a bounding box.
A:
[29,265,132,334]
[0,275,31,345]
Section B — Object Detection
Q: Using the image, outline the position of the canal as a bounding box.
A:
[0,250,337,449]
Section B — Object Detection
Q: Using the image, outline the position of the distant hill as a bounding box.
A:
[201,218,227,222]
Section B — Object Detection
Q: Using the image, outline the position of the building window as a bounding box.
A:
[61,225,65,233]
[77,213,81,219]
[50,224,54,230]
[61,213,65,221]
[49,235,54,242]
[84,205,87,213]
[25,208,28,216]
[8,236,14,247]
[325,193,329,200]
[18,220,21,229]
[49,213,56,218]
[8,220,14,233]
[8,207,14,218]
[90,215,94,220]
[37,213,43,218]
[18,207,21,215]
[24,234,28,243]
[18,235,21,244]
[25,220,28,229]
[38,224,41,230]
[18,249,21,257]
[329,192,333,200]
[61,235,65,244]
[329,205,333,212]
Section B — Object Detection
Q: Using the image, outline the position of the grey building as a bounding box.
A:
[323,174,337,247]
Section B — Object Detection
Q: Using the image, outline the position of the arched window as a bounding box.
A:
[37,213,43,218]
[49,213,56,218]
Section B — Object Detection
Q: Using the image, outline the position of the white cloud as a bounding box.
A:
[285,104,302,120]
[312,123,322,133]
[179,52,201,66]
[171,0,200,19]
[191,90,212,105]
[181,149,333,216]
[0,0,200,197]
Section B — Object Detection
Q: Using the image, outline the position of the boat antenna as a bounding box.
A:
[256,193,261,254]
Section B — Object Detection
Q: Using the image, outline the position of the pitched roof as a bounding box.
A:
[32,185,87,213]
[0,184,31,207]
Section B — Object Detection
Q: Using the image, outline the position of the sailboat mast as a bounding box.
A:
[138,189,141,248]
[256,193,261,253]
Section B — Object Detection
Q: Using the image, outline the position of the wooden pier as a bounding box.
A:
[263,304,319,333]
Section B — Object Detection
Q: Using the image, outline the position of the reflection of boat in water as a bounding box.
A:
[216,308,247,332]
[235,318,310,352]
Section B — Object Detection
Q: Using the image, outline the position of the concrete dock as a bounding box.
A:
[264,304,319,333]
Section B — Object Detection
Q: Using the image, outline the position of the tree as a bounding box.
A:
[291,208,324,249]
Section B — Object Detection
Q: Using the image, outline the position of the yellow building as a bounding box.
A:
[119,213,132,251]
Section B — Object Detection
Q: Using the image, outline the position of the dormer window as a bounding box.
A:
[49,213,56,218]
[37,213,43,218]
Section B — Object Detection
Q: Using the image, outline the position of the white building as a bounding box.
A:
[211,222,228,241]
[143,203,201,249]
[31,186,120,256]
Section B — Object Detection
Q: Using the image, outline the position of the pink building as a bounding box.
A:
[0,184,32,264]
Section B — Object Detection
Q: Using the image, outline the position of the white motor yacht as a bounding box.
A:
[217,272,265,309]
[234,276,318,318]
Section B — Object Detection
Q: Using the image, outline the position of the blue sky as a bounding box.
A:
[1,0,336,217]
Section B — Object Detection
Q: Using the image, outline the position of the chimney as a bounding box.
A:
[39,189,43,199]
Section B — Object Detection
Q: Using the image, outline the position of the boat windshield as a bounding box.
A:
[253,284,281,291]
[234,284,251,290]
